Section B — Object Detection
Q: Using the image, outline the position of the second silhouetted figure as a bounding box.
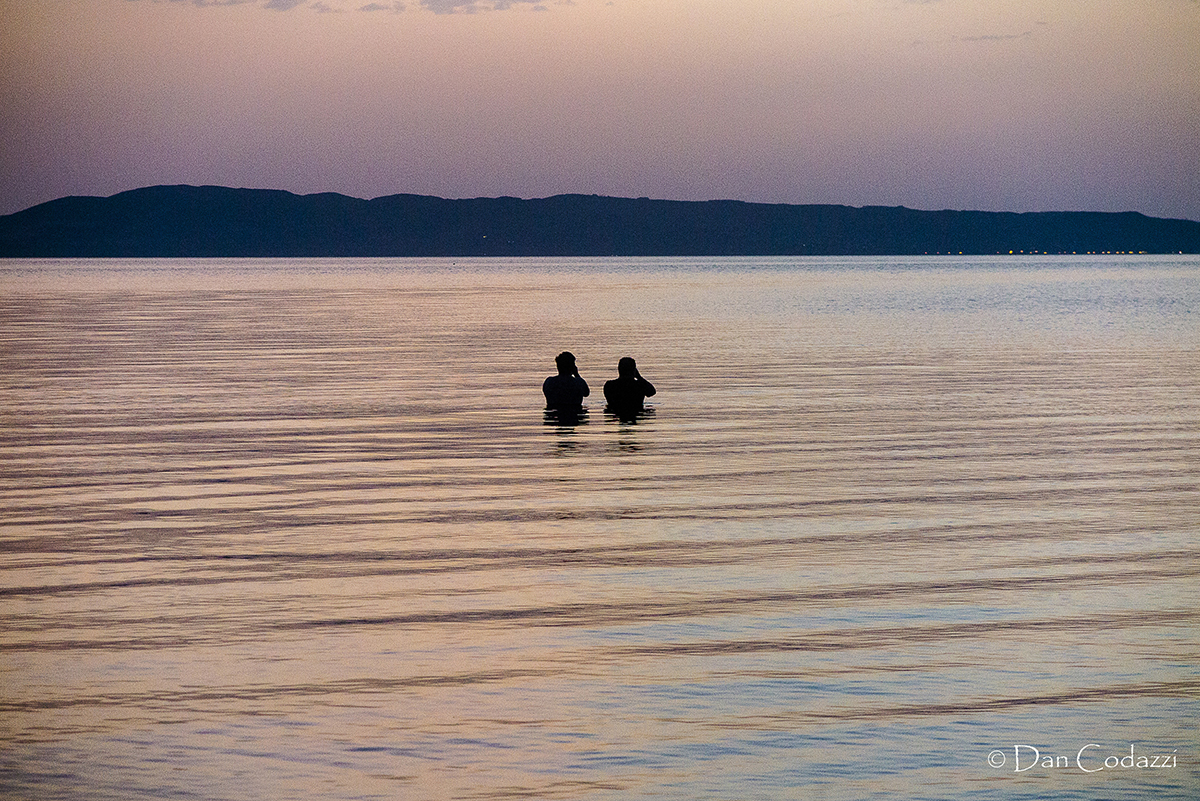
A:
[603,357,656,418]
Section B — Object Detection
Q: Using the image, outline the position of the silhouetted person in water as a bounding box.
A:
[603,357,656,418]
[543,351,589,413]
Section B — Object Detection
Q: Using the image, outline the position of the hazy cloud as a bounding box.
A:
[153,0,541,10]
[419,0,543,11]
[957,30,1033,43]
[417,0,475,10]
[164,0,259,6]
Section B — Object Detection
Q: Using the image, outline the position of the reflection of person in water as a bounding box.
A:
[543,351,590,412]
[603,357,656,417]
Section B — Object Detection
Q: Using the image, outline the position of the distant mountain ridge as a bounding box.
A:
[2,185,1198,257]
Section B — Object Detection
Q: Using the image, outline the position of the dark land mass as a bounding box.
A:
[2,185,1198,257]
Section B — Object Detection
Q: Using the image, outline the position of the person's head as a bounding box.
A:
[617,357,637,377]
[555,351,577,375]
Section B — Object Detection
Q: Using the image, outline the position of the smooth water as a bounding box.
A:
[1,256,1197,800]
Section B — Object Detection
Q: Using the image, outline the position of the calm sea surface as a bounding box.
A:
[1,256,1197,800]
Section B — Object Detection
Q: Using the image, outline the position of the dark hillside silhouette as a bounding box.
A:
[2,185,1197,257]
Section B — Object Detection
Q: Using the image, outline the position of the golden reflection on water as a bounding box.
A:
[1,257,1198,800]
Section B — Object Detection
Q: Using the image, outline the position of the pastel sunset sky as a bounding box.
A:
[3,0,1198,218]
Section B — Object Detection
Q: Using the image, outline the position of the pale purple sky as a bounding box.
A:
[3,0,1198,219]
